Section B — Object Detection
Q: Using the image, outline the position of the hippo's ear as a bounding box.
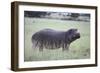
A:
[68,29,77,34]
[67,29,73,34]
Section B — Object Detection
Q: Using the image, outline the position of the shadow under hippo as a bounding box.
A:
[32,28,80,51]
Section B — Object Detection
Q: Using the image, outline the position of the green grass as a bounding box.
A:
[24,17,90,61]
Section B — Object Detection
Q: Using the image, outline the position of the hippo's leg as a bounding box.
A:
[39,42,43,51]
[62,44,70,51]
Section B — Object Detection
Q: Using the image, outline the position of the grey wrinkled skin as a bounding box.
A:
[31,28,80,51]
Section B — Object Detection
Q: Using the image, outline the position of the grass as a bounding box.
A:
[24,17,90,61]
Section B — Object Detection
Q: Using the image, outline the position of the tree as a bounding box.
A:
[71,13,79,18]
[24,11,47,18]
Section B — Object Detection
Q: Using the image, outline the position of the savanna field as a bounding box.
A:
[24,17,90,61]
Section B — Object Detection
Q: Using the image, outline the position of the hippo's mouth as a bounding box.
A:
[76,33,80,38]
[73,29,80,39]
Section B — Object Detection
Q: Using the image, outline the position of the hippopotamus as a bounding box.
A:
[31,28,80,51]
